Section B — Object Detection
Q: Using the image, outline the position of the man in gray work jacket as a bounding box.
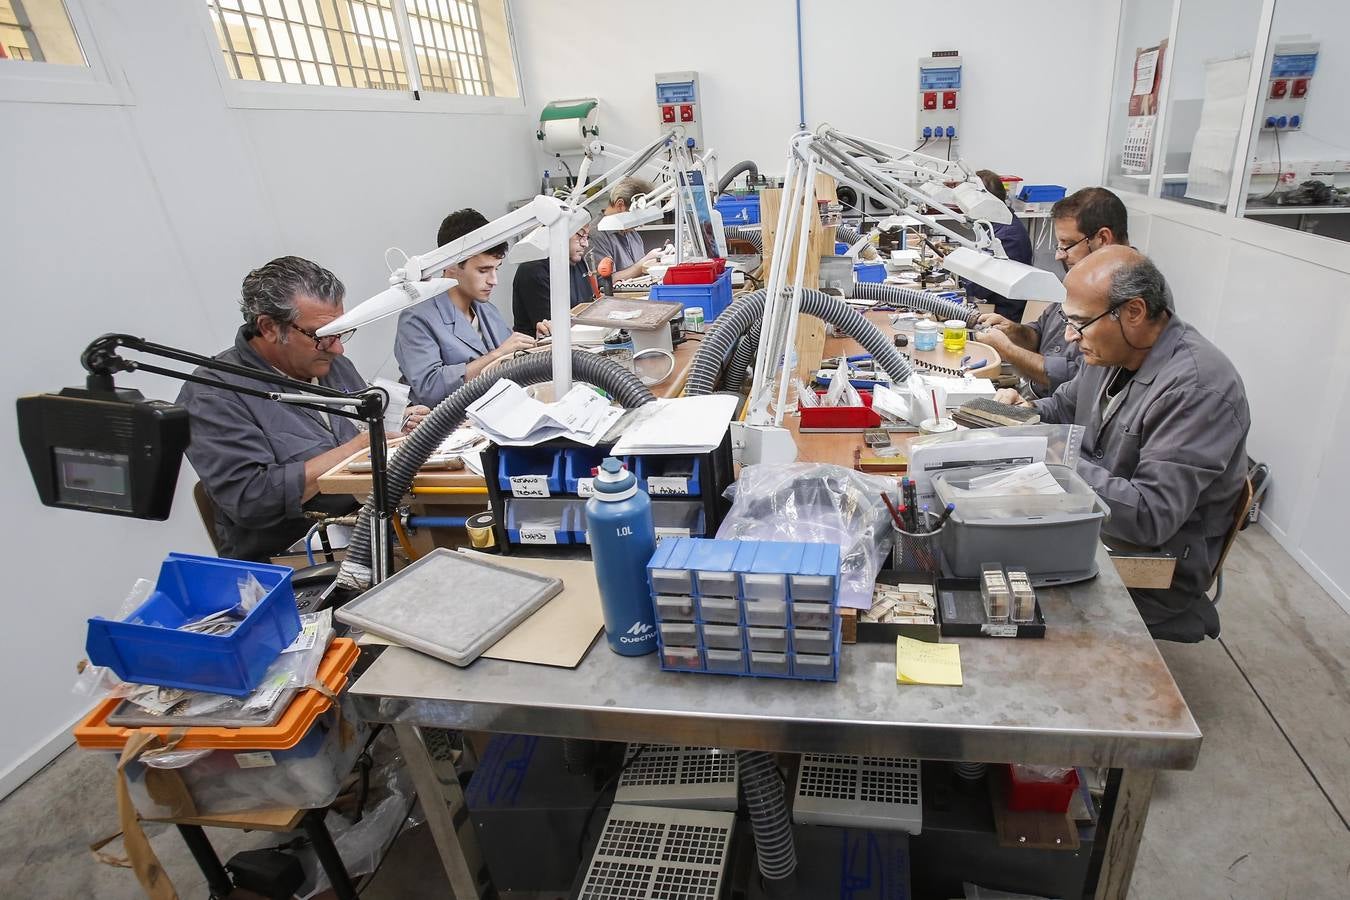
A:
[179,257,427,561]
[998,246,1250,642]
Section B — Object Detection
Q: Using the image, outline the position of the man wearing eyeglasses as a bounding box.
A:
[178,256,429,561]
[976,187,1129,395]
[512,224,593,336]
[996,246,1250,643]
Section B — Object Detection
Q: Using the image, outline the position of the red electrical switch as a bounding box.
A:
[922,91,937,110]
[661,104,675,123]
[1291,78,1309,98]
[679,104,694,122]
[1269,79,1288,99]
[942,90,958,110]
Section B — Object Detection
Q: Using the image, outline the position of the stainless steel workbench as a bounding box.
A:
[348,546,1200,899]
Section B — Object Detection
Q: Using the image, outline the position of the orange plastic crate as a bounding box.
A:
[73,638,359,751]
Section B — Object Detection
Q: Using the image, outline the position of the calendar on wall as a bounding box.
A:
[1120,40,1167,176]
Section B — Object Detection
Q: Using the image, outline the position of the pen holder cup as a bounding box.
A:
[892,524,944,575]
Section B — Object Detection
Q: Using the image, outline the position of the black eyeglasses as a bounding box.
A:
[1064,302,1125,339]
[291,324,355,350]
[1055,234,1091,255]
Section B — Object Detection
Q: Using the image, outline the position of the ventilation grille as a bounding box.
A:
[579,804,733,900]
[793,754,922,833]
[615,745,738,811]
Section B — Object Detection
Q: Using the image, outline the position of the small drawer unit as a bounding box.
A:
[647,538,842,681]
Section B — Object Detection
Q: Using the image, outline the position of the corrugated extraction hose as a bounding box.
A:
[716,160,760,194]
[848,282,979,326]
[337,351,654,589]
[684,288,914,397]
[738,751,797,888]
[725,225,763,253]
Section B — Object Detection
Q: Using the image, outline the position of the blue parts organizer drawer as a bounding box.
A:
[505,498,577,545]
[636,455,701,497]
[647,538,842,682]
[654,500,706,539]
[650,269,734,324]
[714,193,760,225]
[85,553,300,697]
[498,447,563,497]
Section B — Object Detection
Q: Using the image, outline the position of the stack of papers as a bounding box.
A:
[965,462,1065,495]
[610,394,739,455]
[466,379,623,447]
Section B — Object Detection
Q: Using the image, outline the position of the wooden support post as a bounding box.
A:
[759,175,838,384]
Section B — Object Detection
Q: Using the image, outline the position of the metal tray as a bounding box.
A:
[335,548,562,666]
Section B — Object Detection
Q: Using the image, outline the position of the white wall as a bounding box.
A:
[1122,195,1350,613]
[0,0,535,796]
[512,0,1119,190]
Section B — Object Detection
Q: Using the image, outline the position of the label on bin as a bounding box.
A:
[510,475,551,498]
[577,478,596,498]
[518,523,558,545]
[647,476,689,495]
[981,624,1018,638]
[235,751,277,769]
[655,526,691,540]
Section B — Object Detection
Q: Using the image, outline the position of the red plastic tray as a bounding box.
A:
[663,259,726,285]
[798,391,882,430]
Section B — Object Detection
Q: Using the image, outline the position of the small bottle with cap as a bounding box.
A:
[584,457,658,656]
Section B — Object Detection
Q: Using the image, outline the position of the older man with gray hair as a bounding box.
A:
[997,245,1250,642]
[587,176,664,282]
[179,256,427,561]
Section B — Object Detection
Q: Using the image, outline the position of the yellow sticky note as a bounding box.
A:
[896,636,963,686]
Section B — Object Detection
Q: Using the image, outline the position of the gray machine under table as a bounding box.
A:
[348,546,1200,899]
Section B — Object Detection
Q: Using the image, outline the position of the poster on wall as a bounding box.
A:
[1185,54,1253,205]
[1121,40,1168,175]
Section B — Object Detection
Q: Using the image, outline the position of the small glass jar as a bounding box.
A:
[914,319,941,351]
[943,320,968,353]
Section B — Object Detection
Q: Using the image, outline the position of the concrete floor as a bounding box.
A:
[1,525,1347,899]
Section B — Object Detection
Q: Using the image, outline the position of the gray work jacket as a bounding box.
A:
[1027,303,1083,394]
[177,328,366,561]
[1033,317,1250,632]
[394,292,512,408]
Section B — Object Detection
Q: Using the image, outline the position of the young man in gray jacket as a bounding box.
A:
[999,246,1250,642]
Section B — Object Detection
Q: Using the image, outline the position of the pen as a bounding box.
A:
[880,491,905,530]
[931,502,956,531]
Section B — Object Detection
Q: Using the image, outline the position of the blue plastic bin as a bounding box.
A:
[563,447,634,497]
[835,242,850,255]
[634,455,701,497]
[650,269,735,323]
[86,554,299,697]
[1017,184,1067,203]
[855,262,887,283]
[497,446,563,497]
[714,194,760,225]
[506,498,574,546]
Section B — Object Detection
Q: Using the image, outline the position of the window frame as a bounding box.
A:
[193,0,526,115]
[0,0,130,106]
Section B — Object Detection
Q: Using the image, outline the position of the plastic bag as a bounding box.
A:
[1011,764,1074,783]
[964,884,1056,900]
[138,747,213,770]
[719,464,896,608]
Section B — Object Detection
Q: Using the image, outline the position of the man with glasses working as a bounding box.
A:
[996,246,1250,643]
[179,256,429,561]
[977,187,1130,395]
[511,223,593,336]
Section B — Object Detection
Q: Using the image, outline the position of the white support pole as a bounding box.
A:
[549,224,572,393]
[772,154,818,427]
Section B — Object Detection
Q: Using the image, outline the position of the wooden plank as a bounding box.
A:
[758,180,837,385]
[149,807,305,833]
[1093,768,1157,900]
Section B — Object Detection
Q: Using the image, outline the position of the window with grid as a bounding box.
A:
[206,0,514,98]
[0,0,86,65]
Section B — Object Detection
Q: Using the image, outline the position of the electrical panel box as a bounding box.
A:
[655,70,702,149]
[917,51,962,144]
[1262,39,1318,132]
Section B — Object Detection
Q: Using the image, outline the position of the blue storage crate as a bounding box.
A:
[634,455,701,497]
[646,538,842,682]
[835,242,850,255]
[650,269,734,323]
[1016,184,1067,203]
[86,553,299,697]
[714,193,760,225]
[854,262,886,283]
[497,446,563,497]
[506,498,573,546]
[563,447,628,497]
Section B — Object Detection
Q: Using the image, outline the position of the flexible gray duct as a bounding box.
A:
[338,351,655,588]
[725,225,763,253]
[738,751,797,886]
[685,289,914,397]
[849,282,980,326]
[716,160,760,194]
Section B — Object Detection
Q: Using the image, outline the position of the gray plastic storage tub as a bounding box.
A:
[933,464,1109,586]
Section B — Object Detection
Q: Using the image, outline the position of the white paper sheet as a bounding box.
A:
[1185,54,1252,205]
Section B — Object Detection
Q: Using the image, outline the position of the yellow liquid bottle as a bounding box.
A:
[943,320,968,354]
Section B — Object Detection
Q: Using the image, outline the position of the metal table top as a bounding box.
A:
[348,546,1201,771]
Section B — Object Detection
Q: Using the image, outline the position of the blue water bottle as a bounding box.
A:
[585,457,658,656]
